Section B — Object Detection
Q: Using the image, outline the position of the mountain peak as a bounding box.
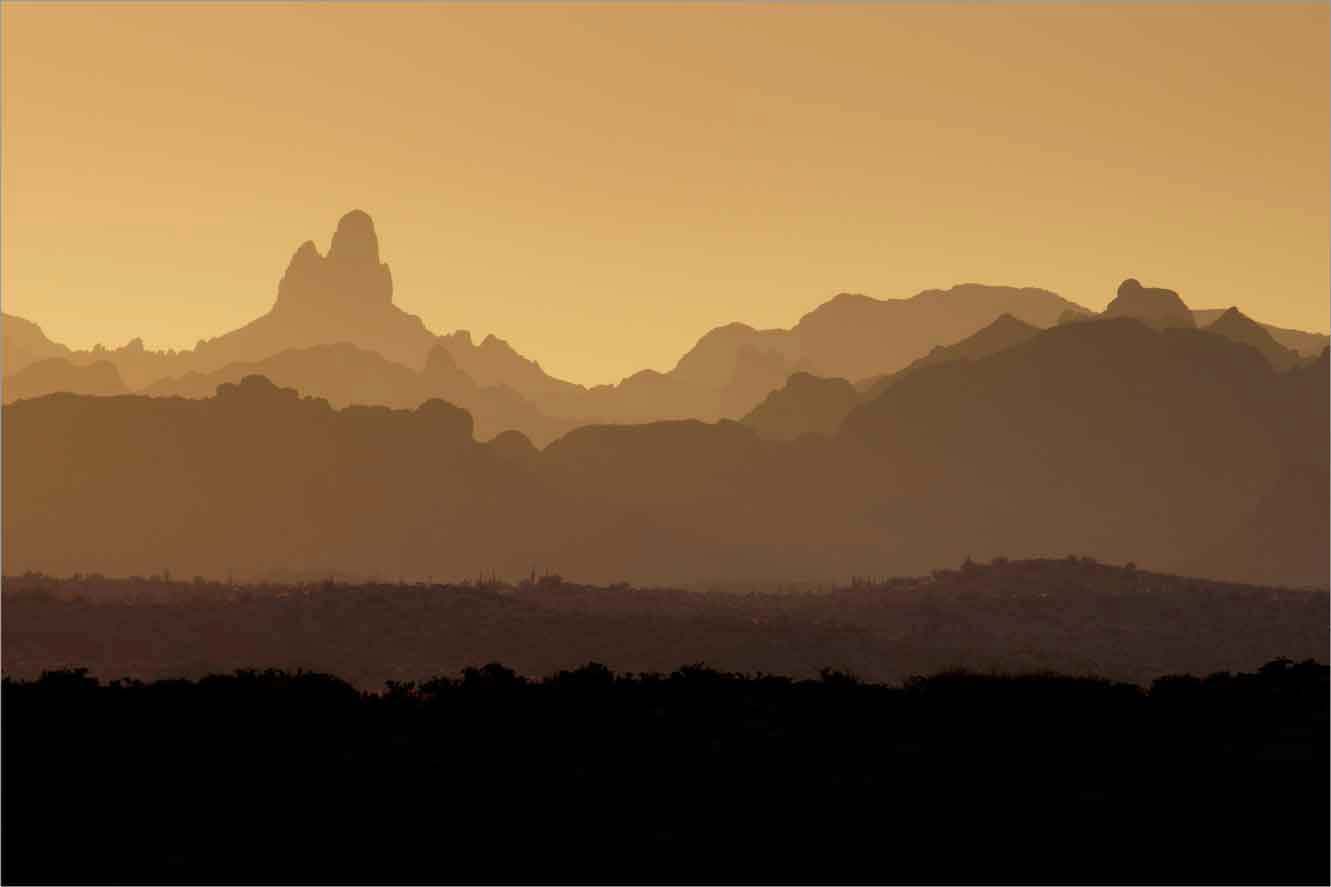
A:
[1206,306,1301,370]
[988,312,1027,331]
[328,209,381,266]
[275,210,392,313]
[1104,278,1195,330]
[741,371,859,440]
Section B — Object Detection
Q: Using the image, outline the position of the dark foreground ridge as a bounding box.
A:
[3,659,1326,885]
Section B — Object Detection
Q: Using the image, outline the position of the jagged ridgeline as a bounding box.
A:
[2,211,1328,587]
[12,210,1323,442]
[3,323,1326,587]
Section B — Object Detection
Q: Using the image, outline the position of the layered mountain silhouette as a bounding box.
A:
[1103,278,1196,330]
[860,312,1041,396]
[1192,309,1328,358]
[141,342,571,445]
[842,319,1327,581]
[4,209,1327,590]
[6,314,1325,587]
[1202,307,1303,371]
[3,358,126,404]
[190,211,438,373]
[746,314,1045,439]
[7,211,1326,447]
[0,212,1092,431]
[2,314,69,376]
[742,373,859,440]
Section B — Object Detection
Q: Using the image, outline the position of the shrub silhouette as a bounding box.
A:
[3,659,1325,884]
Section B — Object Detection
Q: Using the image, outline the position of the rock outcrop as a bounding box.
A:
[1103,278,1196,330]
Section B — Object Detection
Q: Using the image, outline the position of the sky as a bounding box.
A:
[2,2,1327,386]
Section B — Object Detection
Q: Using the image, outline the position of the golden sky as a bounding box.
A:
[3,2,1327,385]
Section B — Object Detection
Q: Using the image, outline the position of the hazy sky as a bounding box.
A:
[3,3,1327,385]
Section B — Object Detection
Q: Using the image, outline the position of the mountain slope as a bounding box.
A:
[744,314,1046,443]
[3,359,126,403]
[741,373,860,440]
[610,284,1088,423]
[842,318,1325,584]
[1203,307,1303,370]
[187,210,439,373]
[2,314,70,377]
[786,284,1085,382]
[1192,309,1329,358]
[860,312,1040,397]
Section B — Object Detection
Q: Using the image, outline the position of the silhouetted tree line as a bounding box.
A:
[3,659,1326,884]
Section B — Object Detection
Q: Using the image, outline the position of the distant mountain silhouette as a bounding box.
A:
[1,313,69,376]
[187,210,439,373]
[143,343,422,404]
[842,318,1326,584]
[744,314,1045,441]
[8,218,1093,428]
[433,329,587,406]
[1102,278,1196,329]
[741,373,859,440]
[562,285,1089,424]
[1053,281,1326,365]
[788,285,1084,380]
[1192,309,1328,357]
[9,212,1327,441]
[6,318,1324,587]
[2,212,438,389]
[142,341,570,445]
[860,312,1041,397]
[3,358,126,403]
[1058,307,1096,325]
[1202,307,1303,370]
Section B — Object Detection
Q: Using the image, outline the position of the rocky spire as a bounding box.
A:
[274,210,393,313]
[328,209,381,267]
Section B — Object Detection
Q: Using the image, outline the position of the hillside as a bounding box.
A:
[1193,308,1329,357]
[3,358,126,403]
[4,559,1326,687]
[1,313,69,376]
[843,318,1327,584]
[859,312,1040,396]
[1203,306,1303,370]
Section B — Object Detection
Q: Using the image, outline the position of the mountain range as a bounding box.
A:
[3,209,1326,588]
[12,209,1322,447]
[5,314,1325,588]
